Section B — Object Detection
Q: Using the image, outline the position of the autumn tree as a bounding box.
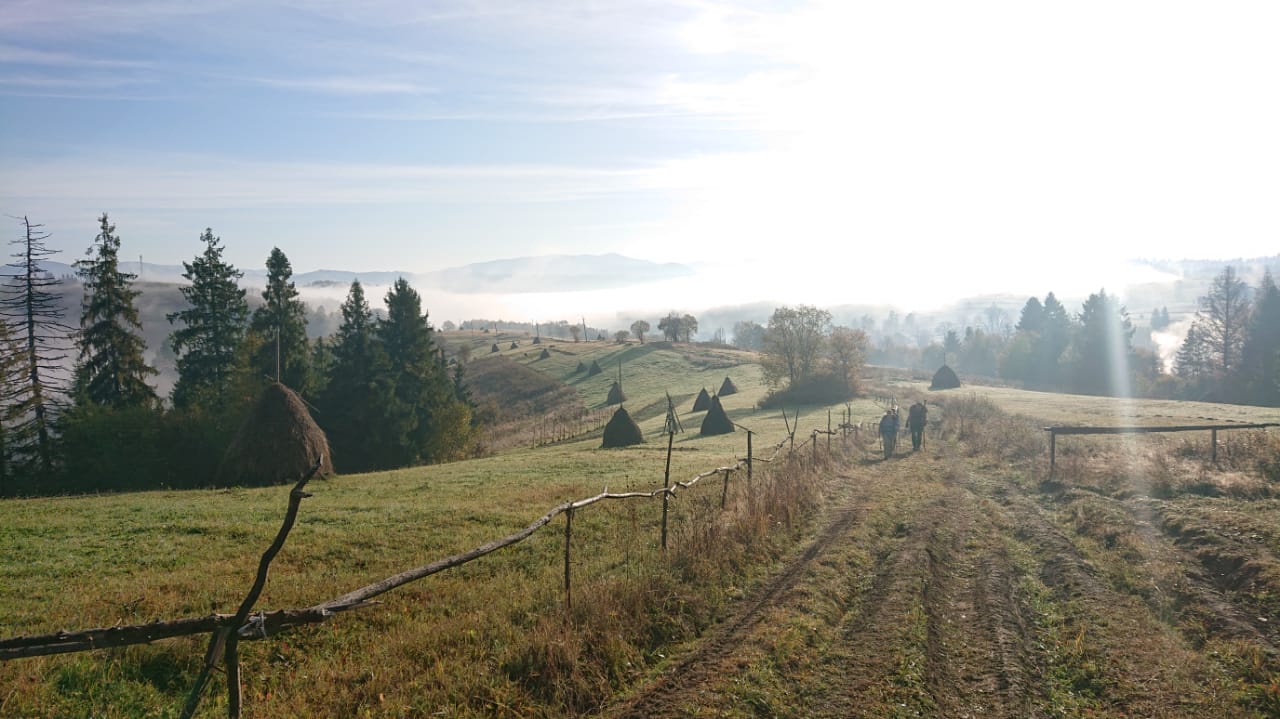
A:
[827,326,869,393]
[630,319,650,344]
[761,305,831,387]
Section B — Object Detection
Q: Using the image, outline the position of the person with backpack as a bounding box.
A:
[907,400,928,451]
[878,408,899,459]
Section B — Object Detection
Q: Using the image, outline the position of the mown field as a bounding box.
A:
[2,343,1279,717]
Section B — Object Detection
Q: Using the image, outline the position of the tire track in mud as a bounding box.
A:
[601,487,863,719]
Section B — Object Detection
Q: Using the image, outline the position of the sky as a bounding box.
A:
[2,1,1278,321]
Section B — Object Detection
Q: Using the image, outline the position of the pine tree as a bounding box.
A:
[250,247,310,393]
[1071,290,1134,396]
[0,320,27,493]
[1241,270,1280,405]
[319,280,394,472]
[72,213,158,408]
[0,216,73,473]
[375,278,472,467]
[1175,266,1251,401]
[168,228,249,409]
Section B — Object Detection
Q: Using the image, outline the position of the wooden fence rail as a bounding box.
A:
[1045,423,1279,474]
[0,422,833,718]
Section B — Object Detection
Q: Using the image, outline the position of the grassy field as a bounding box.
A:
[3,344,1279,717]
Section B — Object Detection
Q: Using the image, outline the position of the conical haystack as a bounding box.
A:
[606,380,626,405]
[718,376,738,396]
[699,395,735,436]
[217,383,333,487]
[691,387,711,412]
[601,406,645,447]
[575,361,588,373]
[490,343,500,353]
[532,335,542,345]
[510,341,519,350]
[538,347,551,359]
[587,360,603,376]
[930,364,961,390]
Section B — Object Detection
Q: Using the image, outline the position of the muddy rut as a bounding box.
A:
[597,449,1280,719]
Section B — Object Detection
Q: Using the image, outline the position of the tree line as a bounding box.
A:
[0,215,475,496]
[797,270,1279,405]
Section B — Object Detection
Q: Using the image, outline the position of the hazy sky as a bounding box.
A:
[2,1,1278,313]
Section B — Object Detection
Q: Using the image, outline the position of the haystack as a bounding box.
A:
[217,382,333,487]
[532,336,542,345]
[601,406,644,447]
[606,380,626,405]
[510,341,519,350]
[718,376,738,396]
[490,343,500,353]
[587,360,603,376]
[699,395,735,436]
[575,361,588,373]
[691,387,711,412]
[930,364,961,390]
[539,347,551,360]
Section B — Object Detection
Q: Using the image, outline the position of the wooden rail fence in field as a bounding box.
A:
[1045,422,1279,474]
[0,416,862,718]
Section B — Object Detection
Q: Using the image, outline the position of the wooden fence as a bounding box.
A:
[0,415,860,718]
[1044,422,1279,475]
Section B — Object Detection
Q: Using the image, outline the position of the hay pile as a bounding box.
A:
[691,387,711,411]
[217,382,333,487]
[587,360,603,376]
[532,336,542,345]
[606,381,626,405]
[718,376,738,396]
[930,364,961,390]
[490,343,500,353]
[575,361,588,373]
[510,341,519,350]
[699,395,735,436]
[601,406,644,447]
[539,347,551,359]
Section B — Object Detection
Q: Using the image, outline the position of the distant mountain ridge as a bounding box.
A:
[10,253,694,294]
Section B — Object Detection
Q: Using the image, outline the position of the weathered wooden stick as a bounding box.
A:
[183,458,323,719]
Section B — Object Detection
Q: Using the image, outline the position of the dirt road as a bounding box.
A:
[599,446,1280,718]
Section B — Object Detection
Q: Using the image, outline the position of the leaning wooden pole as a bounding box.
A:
[182,458,323,719]
[661,430,674,551]
[563,507,574,613]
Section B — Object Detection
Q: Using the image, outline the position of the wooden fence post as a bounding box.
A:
[662,431,673,552]
[1211,428,1218,463]
[564,507,574,614]
[720,469,730,509]
[812,430,818,465]
[1048,430,1056,477]
[746,431,753,483]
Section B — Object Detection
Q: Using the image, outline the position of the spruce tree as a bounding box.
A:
[0,320,27,493]
[168,229,249,409]
[0,216,72,473]
[250,247,310,393]
[1241,270,1280,405]
[73,213,158,408]
[1071,290,1134,396]
[319,280,393,472]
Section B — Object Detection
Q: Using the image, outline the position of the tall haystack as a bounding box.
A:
[930,364,961,390]
[539,347,551,360]
[532,336,542,345]
[575,361,588,373]
[699,395,735,436]
[490,343,500,353]
[217,382,333,487]
[606,380,626,405]
[718,376,738,396]
[510,341,519,349]
[601,406,644,447]
[691,387,711,412]
[587,360,603,376]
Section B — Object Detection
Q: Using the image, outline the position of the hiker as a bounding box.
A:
[907,400,928,451]
[878,408,899,459]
